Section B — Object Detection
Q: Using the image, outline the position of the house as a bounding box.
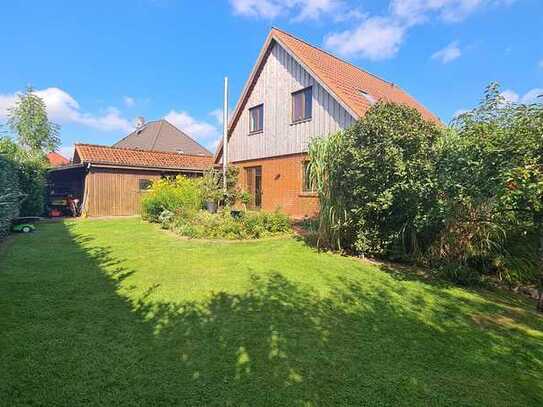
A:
[215,28,438,218]
[48,140,213,217]
[46,151,70,167]
[113,118,211,156]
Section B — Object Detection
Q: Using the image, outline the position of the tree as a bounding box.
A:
[7,86,60,156]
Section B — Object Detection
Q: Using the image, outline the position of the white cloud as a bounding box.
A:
[124,96,135,107]
[209,108,225,126]
[229,0,344,21]
[0,87,133,133]
[325,17,405,60]
[520,88,543,104]
[165,110,219,142]
[0,93,17,119]
[208,107,235,127]
[432,41,462,63]
[500,89,519,103]
[324,0,515,61]
[501,88,543,104]
[390,0,515,24]
[230,1,516,61]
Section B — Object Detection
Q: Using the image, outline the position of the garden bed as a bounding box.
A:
[140,172,291,240]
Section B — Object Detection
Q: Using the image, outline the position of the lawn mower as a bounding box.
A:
[11,217,41,233]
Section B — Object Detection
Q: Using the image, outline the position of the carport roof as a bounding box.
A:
[73,144,213,172]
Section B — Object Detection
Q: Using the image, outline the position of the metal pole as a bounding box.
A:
[223,76,228,192]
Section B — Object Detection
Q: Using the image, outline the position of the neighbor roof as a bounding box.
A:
[74,144,213,172]
[216,27,440,161]
[47,151,70,167]
[114,119,211,156]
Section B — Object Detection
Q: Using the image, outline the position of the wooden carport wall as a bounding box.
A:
[81,164,204,217]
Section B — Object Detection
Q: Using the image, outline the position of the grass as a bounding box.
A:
[0,218,542,406]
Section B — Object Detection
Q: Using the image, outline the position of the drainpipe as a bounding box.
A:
[223,76,229,192]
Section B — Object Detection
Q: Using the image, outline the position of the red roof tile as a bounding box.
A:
[47,152,70,167]
[74,144,213,171]
[271,28,440,123]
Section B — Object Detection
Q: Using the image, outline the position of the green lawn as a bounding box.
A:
[1,219,542,406]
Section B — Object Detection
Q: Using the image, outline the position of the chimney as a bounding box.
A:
[136,116,145,129]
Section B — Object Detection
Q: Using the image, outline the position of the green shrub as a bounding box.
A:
[141,176,203,221]
[308,102,442,257]
[170,209,290,240]
[0,155,22,240]
[308,83,543,292]
[1,137,47,217]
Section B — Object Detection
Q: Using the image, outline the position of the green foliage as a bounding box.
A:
[7,86,60,156]
[141,176,203,222]
[200,168,223,202]
[239,190,251,210]
[0,155,22,239]
[171,209,291,240]
[223,165,240,206]
[0,137,47,218]
[309,102,442,258]
[309,84,543,291]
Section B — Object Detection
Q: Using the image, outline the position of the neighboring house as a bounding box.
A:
[48,144,212,217]
[47,151,70,167]
[114,118,211,156]
[215,27,439,218]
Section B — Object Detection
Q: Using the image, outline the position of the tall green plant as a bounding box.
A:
[307,131,350,251]
[7,86,60,157]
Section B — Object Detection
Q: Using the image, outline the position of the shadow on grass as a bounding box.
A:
[1,221,542,406]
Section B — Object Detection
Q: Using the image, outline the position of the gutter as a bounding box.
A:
[87,163,206,173]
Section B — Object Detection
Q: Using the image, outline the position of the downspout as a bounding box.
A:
[223,76,229,192]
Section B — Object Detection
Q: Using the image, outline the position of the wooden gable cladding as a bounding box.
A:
[227,41,354,163]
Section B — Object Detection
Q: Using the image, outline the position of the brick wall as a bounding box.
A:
[233,153,319,219]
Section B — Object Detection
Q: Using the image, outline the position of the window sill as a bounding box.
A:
[299,192,317,197]
[291,118,312,126]
[248,130,263,136]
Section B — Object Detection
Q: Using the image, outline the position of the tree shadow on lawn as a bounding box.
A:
[2,222,543,406]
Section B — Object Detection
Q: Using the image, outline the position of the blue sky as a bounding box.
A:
[1,0,541,158]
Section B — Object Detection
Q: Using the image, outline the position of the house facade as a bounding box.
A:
[215,28,438,218]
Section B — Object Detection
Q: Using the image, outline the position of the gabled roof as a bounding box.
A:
[215,27,440,162]
[47,151,70,167]
[73,144,213,172]
[114,119,211,156]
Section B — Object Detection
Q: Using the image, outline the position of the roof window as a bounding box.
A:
[358,90,377,105]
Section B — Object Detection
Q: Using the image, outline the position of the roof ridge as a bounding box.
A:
[271,26,397,89]
[75,143,211,158]
[161,119,213,156]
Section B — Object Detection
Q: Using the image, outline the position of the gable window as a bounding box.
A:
[301,161,315,193]
[292,87,312,123]
[249,104,263,133]
[139,179,152,191]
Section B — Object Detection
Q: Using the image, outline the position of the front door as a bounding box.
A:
[245,166,262,210]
